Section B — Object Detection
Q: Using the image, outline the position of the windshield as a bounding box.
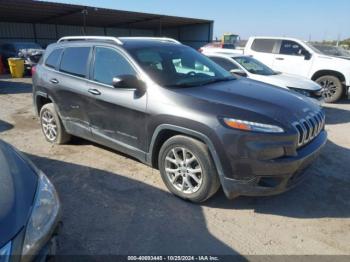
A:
[312,44,350,57]
[126,45,234,87]
[233,56,276,75]
[13,42,42,50]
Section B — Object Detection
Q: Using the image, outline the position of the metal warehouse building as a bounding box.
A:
[0,0,213,48]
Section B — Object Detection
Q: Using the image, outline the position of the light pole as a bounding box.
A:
[82,8,88,35]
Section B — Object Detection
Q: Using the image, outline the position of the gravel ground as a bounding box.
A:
[0,76,349,257]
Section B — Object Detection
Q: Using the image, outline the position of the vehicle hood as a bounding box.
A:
[0,140,38,248]
[173,78,321,127]
[316,54,350,67]
[251,73,321,91]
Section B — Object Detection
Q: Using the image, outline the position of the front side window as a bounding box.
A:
[126,45,233,87]
[93,47,136,85]
[279,40,306,56]
[209,57,239,71]
[60,47,90,77]
[251,39,276,53]
[45,49,63,69]
[233,56,276,76]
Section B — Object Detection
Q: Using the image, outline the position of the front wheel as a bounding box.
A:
[316,75,343,103]
[158,135,220,202]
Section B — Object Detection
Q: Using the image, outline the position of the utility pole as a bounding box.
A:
[336,33,341,47]
[82,8,88,35]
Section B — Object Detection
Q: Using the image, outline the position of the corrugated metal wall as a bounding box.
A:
[0,21,212,48]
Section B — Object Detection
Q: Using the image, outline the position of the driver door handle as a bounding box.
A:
[275,57,284,60]
[50,78,59,84]
[88,88,101,95]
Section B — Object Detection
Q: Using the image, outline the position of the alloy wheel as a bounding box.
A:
[41,110,58,141]
[164,147,203,194]
[319,79,337,99]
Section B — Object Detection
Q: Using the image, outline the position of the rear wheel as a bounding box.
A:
[40,103,71,144]
[158,135,220,202]
[316,75,343,103]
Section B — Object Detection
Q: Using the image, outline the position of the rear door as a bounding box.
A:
[272,40,312,77]
[245,38,278,67]
[51,46,92,139]
[87,46,147,154]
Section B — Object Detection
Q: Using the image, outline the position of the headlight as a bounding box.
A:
[22,172,60,256]
[0,242,11,262]
[223,118,284,133]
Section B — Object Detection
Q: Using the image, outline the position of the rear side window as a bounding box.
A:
[209,57,239,71]
[251,39,276,53]
[45,49,63,69]
[60,47,90,77]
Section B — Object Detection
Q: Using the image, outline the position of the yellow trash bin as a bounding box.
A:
[8,58,25,78]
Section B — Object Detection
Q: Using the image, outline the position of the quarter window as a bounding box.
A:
[93,47,136,85]
[60,47,90,77]
[45,49,63,69]
[251,39,276,53]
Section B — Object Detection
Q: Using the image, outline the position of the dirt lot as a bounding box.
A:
[0,76,349,256]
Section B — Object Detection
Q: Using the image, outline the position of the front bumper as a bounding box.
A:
[221,131,327,199]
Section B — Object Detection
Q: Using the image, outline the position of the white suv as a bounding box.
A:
[243,37,350,103]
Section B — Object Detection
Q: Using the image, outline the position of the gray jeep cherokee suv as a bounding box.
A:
[32,36,327,202]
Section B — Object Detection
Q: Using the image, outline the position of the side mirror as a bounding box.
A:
[112,75,146,92]
[304,51,312,60]
[230,69,247,77]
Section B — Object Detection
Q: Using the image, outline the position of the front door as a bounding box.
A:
[87,46,147,156]
[272,40,313,77]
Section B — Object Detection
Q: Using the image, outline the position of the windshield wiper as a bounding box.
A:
[165,77,236,88]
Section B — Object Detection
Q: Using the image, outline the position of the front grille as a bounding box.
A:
[293,110,325,148]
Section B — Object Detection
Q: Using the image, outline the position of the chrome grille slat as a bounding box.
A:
[293,110,325,148]
[314,113,321,133]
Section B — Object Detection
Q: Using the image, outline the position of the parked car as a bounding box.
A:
[0,42,44,73]
[311,44,350,60]
[241,37,350,103]
[199,42,244,54]
[203,52,322,100]
[32,36,326,202]
[0,139,60,261]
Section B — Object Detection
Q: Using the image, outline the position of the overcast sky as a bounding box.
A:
[47,0,350,41]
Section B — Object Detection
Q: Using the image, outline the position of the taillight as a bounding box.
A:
[31,66,36,76]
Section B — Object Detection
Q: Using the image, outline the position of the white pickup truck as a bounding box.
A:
[202,37,350,103]
[245,37,350,103]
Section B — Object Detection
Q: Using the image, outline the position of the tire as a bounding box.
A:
[40,103,71,144]
[158,135,220,202]
[316,75,343,103]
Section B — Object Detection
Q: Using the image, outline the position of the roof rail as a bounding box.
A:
[118,37,181,44]
[57,36,123,45]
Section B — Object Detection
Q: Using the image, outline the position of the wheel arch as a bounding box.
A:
[147,124,225,179]
[34,92,53,116]
[311,70,346,84]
